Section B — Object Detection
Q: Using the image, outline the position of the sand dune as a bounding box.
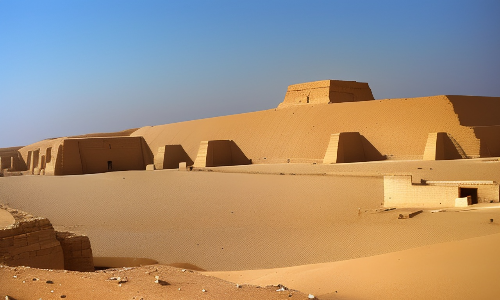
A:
[209,232,500,299]
[1,159,498,273]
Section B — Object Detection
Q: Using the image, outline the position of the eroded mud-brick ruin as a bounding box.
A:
[0,206,94,272]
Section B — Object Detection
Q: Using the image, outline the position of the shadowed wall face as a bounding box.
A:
[60,137,149,175]
[155,145,193,169]
[474,126,500,157]
[194,140,250,167]
[423,132,465,160]
[323,132,384,164]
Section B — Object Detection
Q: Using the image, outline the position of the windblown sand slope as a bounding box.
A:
[1,159,498,272]
[209,232,500,300]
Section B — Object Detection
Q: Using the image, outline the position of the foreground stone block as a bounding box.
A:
[455,196,471,207]
[0,210,64,270]
[398,210,423,219]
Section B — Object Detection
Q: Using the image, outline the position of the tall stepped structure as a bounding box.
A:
[2,79,499,175]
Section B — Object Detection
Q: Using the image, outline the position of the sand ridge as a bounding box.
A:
[1,159,499,272]
[209,232,500,299]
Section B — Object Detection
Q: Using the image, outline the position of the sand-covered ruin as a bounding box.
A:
[1,80,499,299]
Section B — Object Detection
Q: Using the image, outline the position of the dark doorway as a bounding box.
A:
[107,161,113,171]
[460,188,478,204]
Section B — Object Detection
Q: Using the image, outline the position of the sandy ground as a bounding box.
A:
[1,158,499,299]
[0,264,311,299]
[209,232,500,300]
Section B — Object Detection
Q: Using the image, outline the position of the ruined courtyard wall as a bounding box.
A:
[56,232,94,272]
[133,95,485,164]
[0,216,64,269]
[1,207,94,271]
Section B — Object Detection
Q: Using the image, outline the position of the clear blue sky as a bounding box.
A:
[1,0,499,148]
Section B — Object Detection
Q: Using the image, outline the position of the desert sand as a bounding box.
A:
[1,80,499,299]
[1,158,499,299]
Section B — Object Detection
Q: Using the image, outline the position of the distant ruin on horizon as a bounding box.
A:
[1,79,499,176]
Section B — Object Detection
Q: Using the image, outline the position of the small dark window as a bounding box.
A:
[107,161,113,171]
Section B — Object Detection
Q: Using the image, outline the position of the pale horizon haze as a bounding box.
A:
[1,0,499,148]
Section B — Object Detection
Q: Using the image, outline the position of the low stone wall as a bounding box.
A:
[0,215,64,270]
[56,231,94,272]
[1,206,94,272]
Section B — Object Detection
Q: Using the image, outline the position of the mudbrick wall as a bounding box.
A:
[0,206,94,272]
[56,231,94,272]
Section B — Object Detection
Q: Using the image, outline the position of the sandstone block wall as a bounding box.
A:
[384,176,500,208]
[278,80,374,108]
[0,216,64,270]
[425,181,500,204]
[384,176,459,208]
[56,231,94,272]
[1,207,96,272]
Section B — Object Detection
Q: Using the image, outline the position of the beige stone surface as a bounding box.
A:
[278,79,374,108]
[384,175,499,208]
[455,196,470,207]
[0,209,14,227]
